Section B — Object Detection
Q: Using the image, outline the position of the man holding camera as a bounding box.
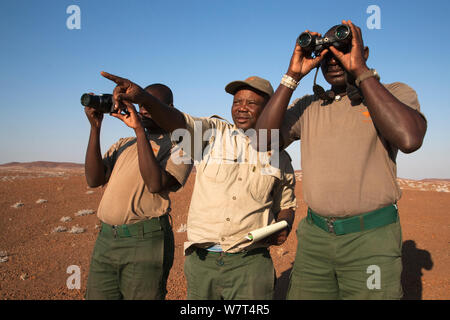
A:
[84,84,192,300]
[100,72,297,299]
[256,20,427,299]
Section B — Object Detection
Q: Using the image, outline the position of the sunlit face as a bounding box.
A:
[320,25,369,87]
[320,27,349,87]
[231,88,267,130]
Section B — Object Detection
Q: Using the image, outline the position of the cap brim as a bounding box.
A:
[225,81,250,95]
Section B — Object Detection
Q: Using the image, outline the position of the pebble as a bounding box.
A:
[0,251,8,263]
[69,226,86,234]
[75,209,95,217]
[52,226,68,233]
[60,216,72,223]
[11,202,24,209]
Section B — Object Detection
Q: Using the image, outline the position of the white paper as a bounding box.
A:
[245,221,288,242]
[224,221,288,252]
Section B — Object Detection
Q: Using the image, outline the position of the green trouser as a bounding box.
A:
[85,216,174,300]
[184,247,275,300]
[287,215,403,300]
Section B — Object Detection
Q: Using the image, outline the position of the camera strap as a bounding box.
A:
[312,66,335,102]
[312,66,363,105]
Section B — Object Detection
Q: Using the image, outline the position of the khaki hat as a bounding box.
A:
[225,76,274,97]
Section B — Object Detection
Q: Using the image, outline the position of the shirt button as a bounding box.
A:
[232,196,236,200]
[221,237,225,241]
[226,218,230,221]
[238,177,242,181]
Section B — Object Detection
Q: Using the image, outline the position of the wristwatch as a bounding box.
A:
[355,69,380,87]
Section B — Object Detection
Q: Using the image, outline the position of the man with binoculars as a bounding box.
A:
[256,20,427,299]
[83,85,192,299]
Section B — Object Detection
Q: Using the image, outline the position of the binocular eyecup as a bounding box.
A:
[297,24,351,56]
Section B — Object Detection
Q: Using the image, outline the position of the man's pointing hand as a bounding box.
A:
[100,71,147,109]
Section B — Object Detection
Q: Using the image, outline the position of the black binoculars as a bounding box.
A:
[297,24,352,56]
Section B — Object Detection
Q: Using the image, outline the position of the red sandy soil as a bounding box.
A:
[0,162,448,300]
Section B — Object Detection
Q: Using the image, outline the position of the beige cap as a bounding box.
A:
[225,76,274,97]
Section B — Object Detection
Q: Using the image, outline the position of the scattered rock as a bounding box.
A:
[86,191,94,194]
[20,273,28,281]
[177,224,187,233]
[75,209,95,217]
[11,202,24,209]
[68,226,86,234]
[36,199,48,204]
[60,216,72,223]
[0,251,8,263]
[52,226,68,233]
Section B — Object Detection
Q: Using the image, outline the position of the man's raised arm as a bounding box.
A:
[84,105,107,187]
[100,71,186,133]
[255,33,327,148]
[328,21,427,153]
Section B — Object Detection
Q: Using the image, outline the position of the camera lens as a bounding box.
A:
[297,32,313,48]
[335,25,350,40]
[80,93,114,113]
[81,94,96,107]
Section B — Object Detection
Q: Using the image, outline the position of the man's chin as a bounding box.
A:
[235,123,253,131]
[324,74,346,87]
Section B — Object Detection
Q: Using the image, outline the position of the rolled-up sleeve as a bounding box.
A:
[281,96,312,149]
[179,113,222,162]
[386,82,426,122]
[271,152,297,213]
[163,143,194,192]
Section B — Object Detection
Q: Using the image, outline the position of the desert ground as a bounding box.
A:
[0,162,448,300]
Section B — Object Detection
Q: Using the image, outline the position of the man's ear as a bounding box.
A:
[364,46,369,61]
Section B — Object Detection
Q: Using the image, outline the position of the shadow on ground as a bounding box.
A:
[401,240,433,300]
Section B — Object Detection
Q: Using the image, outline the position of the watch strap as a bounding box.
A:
[355,69,380,87]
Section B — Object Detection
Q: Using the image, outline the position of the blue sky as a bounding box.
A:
[0,0,449,179]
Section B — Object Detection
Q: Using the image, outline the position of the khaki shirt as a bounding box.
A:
[181,113,297,254]
[97,132,193,226]
[281,82,426,217]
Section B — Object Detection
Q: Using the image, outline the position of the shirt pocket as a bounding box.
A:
[202,155,237,183]
[249,166,281,203]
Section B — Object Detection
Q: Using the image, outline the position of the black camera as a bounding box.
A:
[80,93,115,113]
[297,24,352,56]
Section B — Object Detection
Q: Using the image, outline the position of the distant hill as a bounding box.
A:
[0,161,84,170]
[420,178,450,182]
